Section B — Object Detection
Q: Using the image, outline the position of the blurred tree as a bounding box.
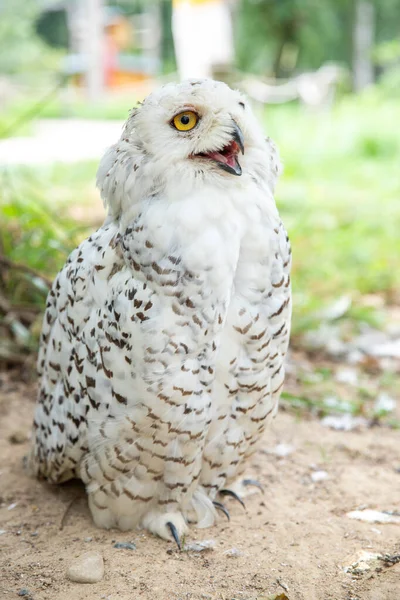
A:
[235,0,351,77]
[35,8,69,49]
[234,0,400,81]
[353,0,375,90]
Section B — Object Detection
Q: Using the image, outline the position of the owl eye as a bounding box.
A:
[172,111,199,132]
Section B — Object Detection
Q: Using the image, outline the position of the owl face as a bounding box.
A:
[98,79,280,218]
[129,79,262,180]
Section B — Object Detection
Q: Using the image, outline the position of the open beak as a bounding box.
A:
[196,120,245,176]
[232,120,245,155]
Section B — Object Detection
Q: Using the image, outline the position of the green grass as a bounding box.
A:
[1,164,97,278]
[0,165,97,354]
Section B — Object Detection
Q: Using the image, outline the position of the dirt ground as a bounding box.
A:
[0,375,399,600]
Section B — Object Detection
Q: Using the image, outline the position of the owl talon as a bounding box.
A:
[213,501,230,521]
[167,521,182,550]
[219,489,246,509]
[242,478,264,493]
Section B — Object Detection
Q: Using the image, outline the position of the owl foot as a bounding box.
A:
[243,478,264,493]
[219,489,246,509]
[213,501,230,521]
[141,510,188,545]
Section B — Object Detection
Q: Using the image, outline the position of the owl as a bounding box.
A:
[28,79,291,547]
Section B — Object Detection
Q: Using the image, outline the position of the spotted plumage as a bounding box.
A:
[28,79,291,543]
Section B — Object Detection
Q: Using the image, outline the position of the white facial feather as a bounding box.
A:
[97,79,282,219]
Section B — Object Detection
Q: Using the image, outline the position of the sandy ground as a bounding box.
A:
[0,376,399,600]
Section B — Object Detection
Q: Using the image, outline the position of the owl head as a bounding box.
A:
[97,79,281,216]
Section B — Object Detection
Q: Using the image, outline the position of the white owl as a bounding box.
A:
[28,79,291,547]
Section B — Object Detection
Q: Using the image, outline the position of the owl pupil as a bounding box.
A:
[181,115,190,125]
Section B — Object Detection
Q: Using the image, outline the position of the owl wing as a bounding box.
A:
[30,222,123,481]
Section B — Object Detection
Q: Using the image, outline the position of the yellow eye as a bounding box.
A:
[172,111,199,132]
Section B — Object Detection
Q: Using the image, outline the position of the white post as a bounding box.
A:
[172,0,234,81]
[85,0,105,101]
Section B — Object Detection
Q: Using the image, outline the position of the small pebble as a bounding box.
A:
[0,529,7,535]
[374,392,396,414]
[346,509,400,524]
[84,537,93,542]
[30,532,38,537]
[311,470,329,483]
[263,443,295,457]
[113,542,136,550]
[67,551,104,583]
[7,502,18,511]
[17,590,31,597]
[223,547,242,558]
[9,431,27,444]
[185,539,216,552]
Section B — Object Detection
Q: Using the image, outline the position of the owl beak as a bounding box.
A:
[215,121,244,176]
[216,120,244,176]
[195,120,245,176]
[231,120,245,156]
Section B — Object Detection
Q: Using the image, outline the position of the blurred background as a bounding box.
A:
[0,0,399,426]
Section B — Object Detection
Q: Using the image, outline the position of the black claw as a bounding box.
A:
[242,478,264,493]
[213,500,230,521]
[219,489,246,509]
[166,521,181,550]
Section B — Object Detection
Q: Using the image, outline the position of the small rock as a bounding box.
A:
[277,578,289,592]
[0,529,7,535]
[317,295,352,321]
[311,470,329,483]
[113,542,136,550]
[346,509,400,524]
[9,430,27,444]
[344,550,382,574]
[185,539,216,552]
[223,547,242,558]
[7,502,18,511]
[374,392,396,415]
[263,443,295,458]
[370,527,382,535]
[84,537,93,542]
[30,532,38,537]
[304,324,348,357]
[17,590,31,598]
[321,414,368,431]
[67,551,104,583]
[335,367,358,386]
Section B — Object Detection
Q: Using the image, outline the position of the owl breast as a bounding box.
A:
[199,211,292,498]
